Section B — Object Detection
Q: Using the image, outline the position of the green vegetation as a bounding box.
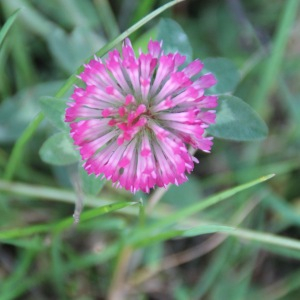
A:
[0,0,299,299]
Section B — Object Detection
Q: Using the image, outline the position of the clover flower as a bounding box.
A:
[65,38,217,193]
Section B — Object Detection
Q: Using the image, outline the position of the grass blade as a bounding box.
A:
[131,225,235,248]
[0,248,36,299]
[0,9,19,48]
[227,227,300,252]
[253,0,299,117]
[147,174,274,232]
[0,201,137,240]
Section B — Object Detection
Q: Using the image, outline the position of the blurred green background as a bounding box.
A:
[0,0,300,299]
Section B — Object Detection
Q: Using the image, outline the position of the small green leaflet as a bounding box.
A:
[39,96,68,131]
[39,132,80,166]
[207,95,268,141]
[157,18,193,63]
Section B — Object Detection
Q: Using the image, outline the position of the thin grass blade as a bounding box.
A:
[0,9,20,49]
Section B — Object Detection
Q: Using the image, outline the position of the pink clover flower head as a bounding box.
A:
[65,38,218,193]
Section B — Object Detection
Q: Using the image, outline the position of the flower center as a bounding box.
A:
[102,94,150,145]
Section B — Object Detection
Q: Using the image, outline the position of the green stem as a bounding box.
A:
[138,198,145,227]
[131,0,154,25]
[0,179,126,208]
[4,113,44,180]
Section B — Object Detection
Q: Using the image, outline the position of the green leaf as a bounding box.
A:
[79,165,106,196]
[39,96,68,131]
[157,18,193,62]
[39,132,80,166]
[0,81,63,143]
[47,26,105,73]
[0,9,20,49]
[203,57,240,94]
[207,95,268,141]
